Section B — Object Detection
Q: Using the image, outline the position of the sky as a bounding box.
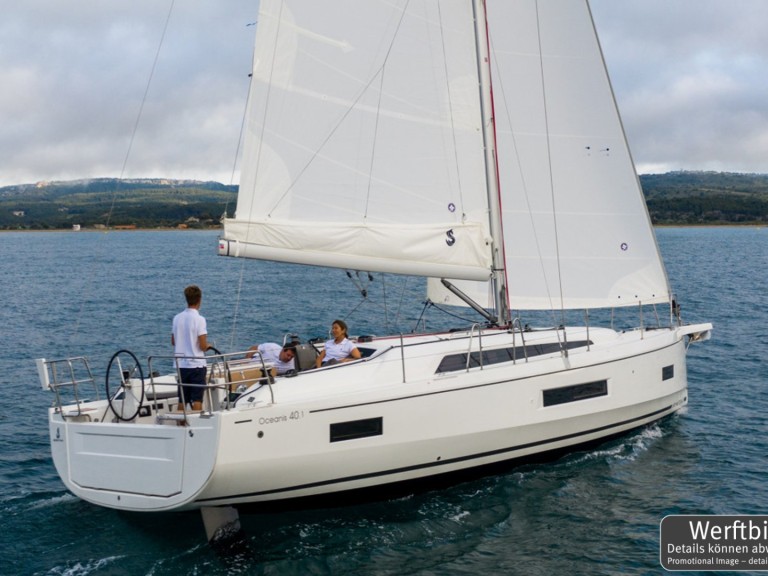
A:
[2,0,768,188]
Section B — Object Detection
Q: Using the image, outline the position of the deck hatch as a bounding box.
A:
[543,380,608,407]
[330,417,383,443]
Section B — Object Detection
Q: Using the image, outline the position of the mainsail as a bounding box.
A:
[220,0,672,312]
[222,0,492,281]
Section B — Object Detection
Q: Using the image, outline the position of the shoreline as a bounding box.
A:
[1,224,764,233]
[0,226,222,233]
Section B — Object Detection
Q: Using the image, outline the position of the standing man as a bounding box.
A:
[172,285,208,410]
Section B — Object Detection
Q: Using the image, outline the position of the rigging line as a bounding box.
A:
[228,2,286,351]
[345,270,372,298]
[267,1,412,217]
[228,261,248,350]
[381,273,390,333]
[227,26,259,350]
[345,295,372,320]
[246,0,285,221]
[364,0,411,218]
[425,301,479,325]
[534,0,567,326]
[71,0,177,342]
[394,276,409,329]
[413,300,431,333]
[111,0,177,222]
[342,272,409,332]
[345,273,409,335]
[224,34,255,213]
[364,75,384,219]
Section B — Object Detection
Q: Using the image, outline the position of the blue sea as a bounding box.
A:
[1,227,766,575]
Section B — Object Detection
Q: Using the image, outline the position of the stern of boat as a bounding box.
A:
[39,356,221,512]
[48,410,220,511]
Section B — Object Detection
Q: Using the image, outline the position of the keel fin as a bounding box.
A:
[201,506,241,543]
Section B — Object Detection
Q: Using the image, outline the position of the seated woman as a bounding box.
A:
[315,319,362,368]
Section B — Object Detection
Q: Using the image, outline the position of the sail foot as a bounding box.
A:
[219,219,493,281]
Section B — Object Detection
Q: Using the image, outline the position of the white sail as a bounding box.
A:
[221,0,672,310]
[488,0,670,309]
[222,0,492,281]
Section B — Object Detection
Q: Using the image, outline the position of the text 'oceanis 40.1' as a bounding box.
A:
[39,0,711,541]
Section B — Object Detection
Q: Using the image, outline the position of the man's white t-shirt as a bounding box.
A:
[172,308,207,368]
[257,342,295,374]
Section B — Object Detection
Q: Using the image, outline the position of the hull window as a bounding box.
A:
[543,380,608,407]
[436,340,592,374]
[330,417,383,443]
[662,365,675,381]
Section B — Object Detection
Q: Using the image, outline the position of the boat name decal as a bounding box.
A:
[445,229,455,246]
[259,411,305,426]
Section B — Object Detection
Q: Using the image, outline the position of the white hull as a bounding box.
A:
[45,323,710,513]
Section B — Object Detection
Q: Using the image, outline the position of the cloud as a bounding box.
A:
[591,0,768,174]
[0,0,256,186]
[2,0,767,187]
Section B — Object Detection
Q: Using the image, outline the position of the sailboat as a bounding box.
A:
[39,0,711,541]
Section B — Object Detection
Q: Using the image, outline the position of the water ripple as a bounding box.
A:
[1,228,763,575]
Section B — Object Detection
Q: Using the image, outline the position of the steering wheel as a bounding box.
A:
[105,349,145,421]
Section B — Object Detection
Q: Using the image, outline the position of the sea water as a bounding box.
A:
[0,227,765,575]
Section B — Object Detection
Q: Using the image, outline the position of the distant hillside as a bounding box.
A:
[640,171,768,224]
[0,178,237,230]
[1,172,767,230]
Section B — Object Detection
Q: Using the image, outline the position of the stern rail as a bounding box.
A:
[36,357,100,419]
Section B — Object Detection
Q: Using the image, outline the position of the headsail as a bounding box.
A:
[428,0,672,312]
[489,0,671,309]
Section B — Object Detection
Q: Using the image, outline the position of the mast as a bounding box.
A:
[471,0,509,326]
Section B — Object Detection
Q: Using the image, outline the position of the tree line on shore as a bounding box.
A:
[0,179,236,230]
[1,172,767,230]
[641,172,768,225]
